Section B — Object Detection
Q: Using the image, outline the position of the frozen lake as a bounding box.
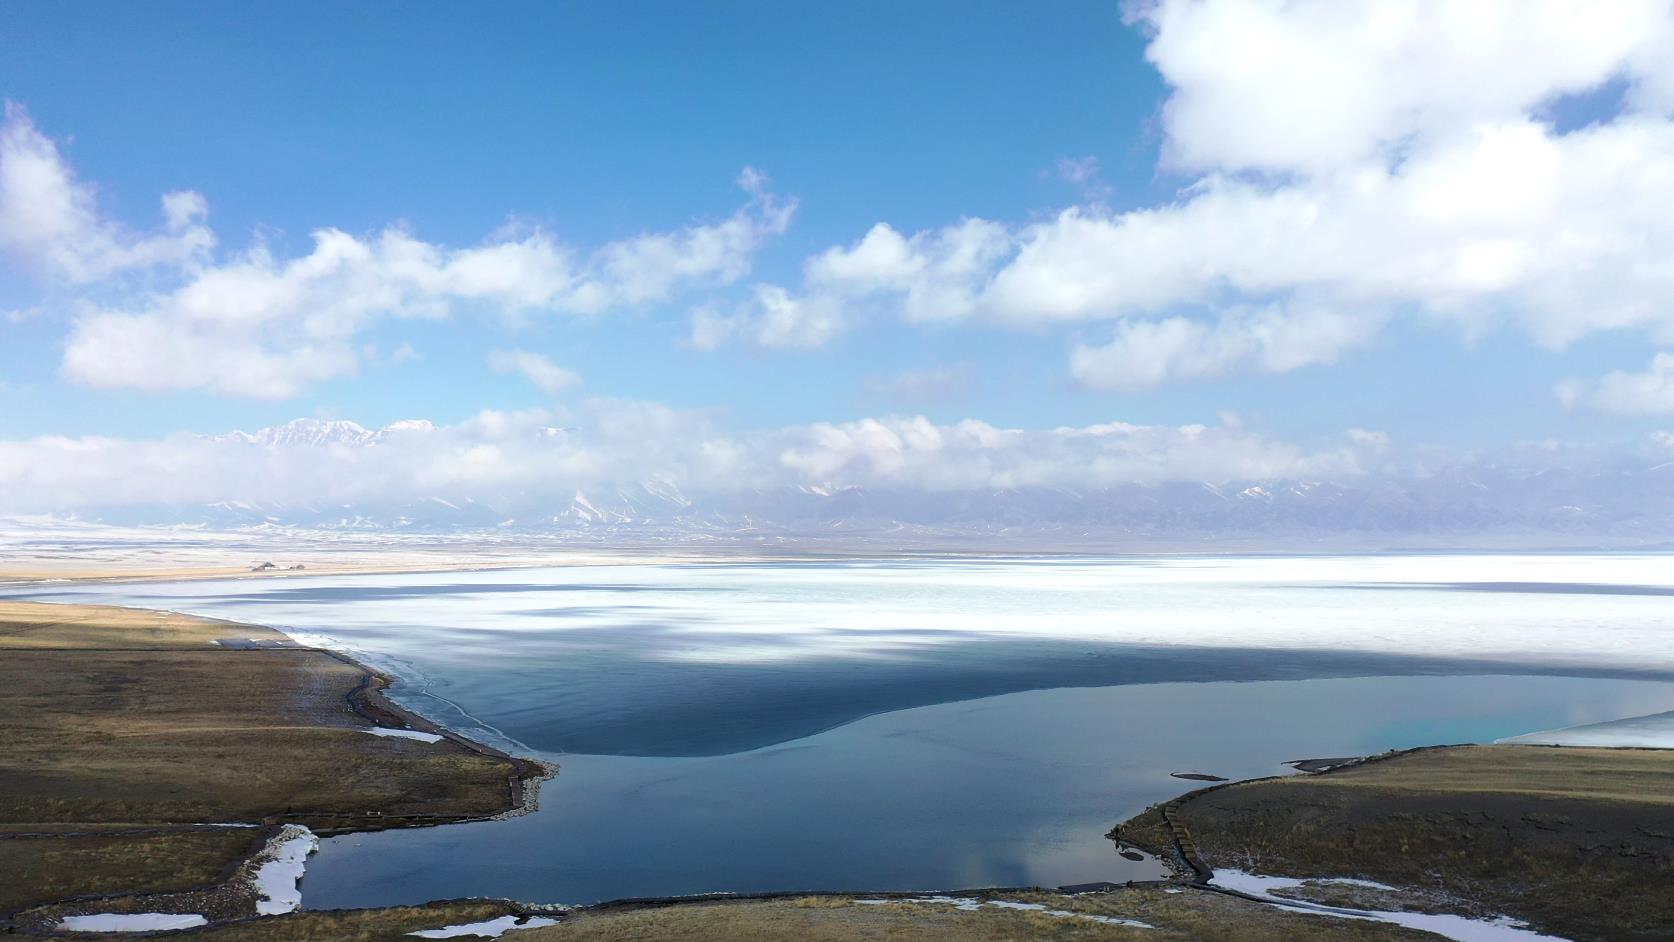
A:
[15,554,1674,905]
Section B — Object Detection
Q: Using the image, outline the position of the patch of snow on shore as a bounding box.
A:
[254,825,318,915]
[1498,709,1674,749]
[409,915,559,938]
[60,913,208,932]
[366,726,445,743]
[1212,870,1570,941]
[857,897,1152,929]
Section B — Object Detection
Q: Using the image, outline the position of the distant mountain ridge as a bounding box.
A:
[52,417,1674,549]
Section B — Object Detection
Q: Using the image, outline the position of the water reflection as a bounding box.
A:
[301,674,1673,907]
[14,555,1674,906]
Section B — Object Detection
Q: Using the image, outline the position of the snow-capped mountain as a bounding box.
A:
[220,418,437,447]
[43,419,1674,548]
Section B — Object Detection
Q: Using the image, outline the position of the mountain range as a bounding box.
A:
[41,419,1673,550]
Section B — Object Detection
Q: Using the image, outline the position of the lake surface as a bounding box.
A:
[13,554,1674,906]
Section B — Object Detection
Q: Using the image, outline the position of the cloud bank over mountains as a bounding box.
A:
[2,412,1671,546]
[4,2,1674,548]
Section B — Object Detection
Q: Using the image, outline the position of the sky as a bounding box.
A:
[2,1,1674,515]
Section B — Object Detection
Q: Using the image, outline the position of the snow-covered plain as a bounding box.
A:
[25,553,1674,670]
[59,914,208,932]
[12,554,1674,908]
[1500,709,1674,749]
[857,897,1153,928]
[408,915,560,938]
[366,727,445,743]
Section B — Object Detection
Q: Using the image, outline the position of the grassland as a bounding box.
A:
[9,595,1671,940]
[150,889,1438,941]
[0,600,533,930]
[506,890,1435,942]
[1115,744,1674,942]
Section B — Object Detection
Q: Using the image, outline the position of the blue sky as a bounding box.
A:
[0,2,1160,432]
[2,1,1674,513]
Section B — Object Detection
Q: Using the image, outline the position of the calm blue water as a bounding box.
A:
[14,554,1674,906]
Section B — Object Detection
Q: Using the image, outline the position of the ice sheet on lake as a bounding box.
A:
[59,913,208,932]
[409,915,560,938]
[1212,870,1570,941]
[253,825,318,915]
[1498,709,1674,749]
[367,726,445,743]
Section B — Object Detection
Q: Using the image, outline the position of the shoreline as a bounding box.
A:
[0,598,544,934]
[298,645,556,832]
[8,583,1671,939]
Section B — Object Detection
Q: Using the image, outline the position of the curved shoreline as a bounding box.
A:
[0,597,548,934]
[308,645,555,829]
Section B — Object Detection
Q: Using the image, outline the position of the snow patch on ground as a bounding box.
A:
[1498,709,1674,749]
[366,726,445,743]
[858,896,1152,929]
[409,915,560,938]
[1212,870,1571,941]
[253,825,318,915]
[60,913,208,932]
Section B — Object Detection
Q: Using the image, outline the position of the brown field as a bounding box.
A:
[1116,744,1674,942]
[54,901,528,941]
[509,889,1434,942]
[0,600,529,927]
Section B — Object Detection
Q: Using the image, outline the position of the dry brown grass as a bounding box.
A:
[0,601,523,920]
[1152,744,1674,942]
[1273,743,1674,805]
[0,828,264,914]
[0,600,277,649]
[145,901,524,941]
[514,889,1433,942]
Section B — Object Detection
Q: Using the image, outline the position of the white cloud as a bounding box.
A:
[0,103,213,281]
[781,115,1674,350]
[1071,304,1380,391]
[742,2,1674,390]
[688,285,846,351]
[0,406,1388,513]
[1558,353,1674,414]
[1346,428,1390,448]
[1138,0,1673,173]
[488,349,580,395]
[775,414,1364,489]
[0,108,793,397]
[805,219,1012,323]
[1053,156,1112,201]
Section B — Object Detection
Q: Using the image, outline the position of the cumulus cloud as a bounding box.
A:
[488,349,581,395]
[738,2,1674,389]
[0,107,793,397]
[688,285,846,351]
[0,406,1388,513]
[0,103,213,280]
[1558,353,1674,414]
[1138,0,1674,173]
[1071,304,1380,391]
